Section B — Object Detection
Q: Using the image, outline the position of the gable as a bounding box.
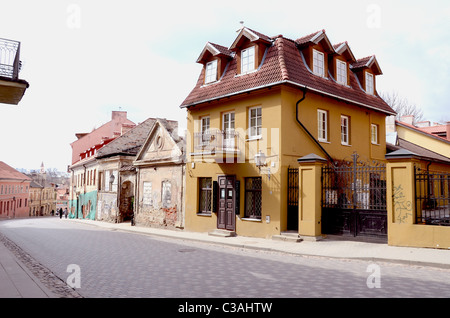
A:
[135,120,183,166]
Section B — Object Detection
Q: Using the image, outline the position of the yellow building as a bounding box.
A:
[180,27,395,238]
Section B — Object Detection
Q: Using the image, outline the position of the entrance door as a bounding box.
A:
[222,112,235,150]
[217,175,236,231]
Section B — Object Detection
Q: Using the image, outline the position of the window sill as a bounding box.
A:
[197,213,212,217]
[341,143,352,147]
[241,217,262,222]
[246,136,262,141]
[318,140,330,144]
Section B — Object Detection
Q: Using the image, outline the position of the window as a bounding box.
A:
[371,124,379,144]
[341,115,350,145]
[143,182,152,206]
[366,72,374,95]
[161,181,172,208]
[336,60,347,85]
[249,106,262,139]
[201,116,210,144]
[313,49,325,77]
[317,109,328,142]
[198,178,212,214]
[241,46,255,74]
[245,177,262,219]
[205,60,217,84]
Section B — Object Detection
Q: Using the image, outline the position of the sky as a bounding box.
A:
[0,0,449,172]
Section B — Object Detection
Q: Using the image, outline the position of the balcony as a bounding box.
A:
[193,129,242,161]
[0,37,29,105]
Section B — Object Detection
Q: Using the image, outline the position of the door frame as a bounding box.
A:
[217,175,236,231]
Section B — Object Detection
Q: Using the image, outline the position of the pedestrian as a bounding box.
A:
[51,210,54,216]
[60,208,63,219]
[64,208,68,219]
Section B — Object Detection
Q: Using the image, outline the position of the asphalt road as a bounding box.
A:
[1,217,449,299]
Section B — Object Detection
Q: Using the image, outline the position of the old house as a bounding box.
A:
[68,111,136,219]
[95,117,157,223]
[180,27,395,239]
[133,118,185,229]
[0,161,31,218]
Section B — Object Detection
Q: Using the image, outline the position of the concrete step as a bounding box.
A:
[208,229,237,237]
[272,232,303,243]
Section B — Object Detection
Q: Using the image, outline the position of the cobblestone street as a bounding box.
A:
[1,218,450,298]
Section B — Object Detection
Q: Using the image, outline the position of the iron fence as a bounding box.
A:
[415,167,450,226]
[0,37,21,79]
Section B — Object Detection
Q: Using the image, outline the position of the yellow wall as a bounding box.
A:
[185,85,389,238]
[397,125,450,158]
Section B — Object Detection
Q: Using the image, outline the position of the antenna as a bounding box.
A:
[236,21,244,32]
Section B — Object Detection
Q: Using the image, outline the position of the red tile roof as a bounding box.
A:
[180,29,395,116]
[0,161,31,181]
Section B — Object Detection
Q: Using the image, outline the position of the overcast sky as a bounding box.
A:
[1,0,449,172]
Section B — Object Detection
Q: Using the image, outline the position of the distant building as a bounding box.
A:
[0,161,31,218]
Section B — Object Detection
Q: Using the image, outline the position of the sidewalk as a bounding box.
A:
[70,219,450,269]
[0,239,56,298]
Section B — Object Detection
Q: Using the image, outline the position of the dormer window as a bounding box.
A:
[241,46,255,74]
[365,72,374,95]
[336,60,347,85]
[205,60,218,84]
[313,49,325,77]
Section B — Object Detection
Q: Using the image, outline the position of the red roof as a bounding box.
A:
[0,161,31,181]
[180,29,395,116]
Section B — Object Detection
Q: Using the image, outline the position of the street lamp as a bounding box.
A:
[254,151,267,170]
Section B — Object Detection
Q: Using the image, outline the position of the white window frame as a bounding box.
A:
[336,60,347,85]
[365,72,374,95]
[313,49,325,77]
[317,109,328,142]
[248,106,262,139]
[241,46,255,74]
[341,115,350,145]
[200,116,210,144]
[205,60,218,84]
[371,124,378,144]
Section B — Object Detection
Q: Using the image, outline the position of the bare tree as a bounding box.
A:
[381,91,424,123]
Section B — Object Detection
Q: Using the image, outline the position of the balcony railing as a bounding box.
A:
[0,38,21,80]
[194,130,240,153]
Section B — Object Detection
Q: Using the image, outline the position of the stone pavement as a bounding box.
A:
[1,218,449,298]
[71,219,450,268]
[0,236,56,298]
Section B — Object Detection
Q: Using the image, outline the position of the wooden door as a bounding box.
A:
[217,175,236,231]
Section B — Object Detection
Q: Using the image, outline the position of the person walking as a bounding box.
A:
[59,207,63,219]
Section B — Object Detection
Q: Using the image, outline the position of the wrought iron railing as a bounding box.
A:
[322,153,387,211]
[194,129,240,153]
[415,167,450,226]
[0,38,21,79]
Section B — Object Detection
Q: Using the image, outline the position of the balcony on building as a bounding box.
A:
[193,129,243,162]
[0,37,29,105]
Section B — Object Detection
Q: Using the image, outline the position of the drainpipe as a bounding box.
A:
[295,86,334,163]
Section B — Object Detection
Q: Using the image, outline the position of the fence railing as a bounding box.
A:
[0,38,21,80]
[194,130,240,153]
[415,167,450,226]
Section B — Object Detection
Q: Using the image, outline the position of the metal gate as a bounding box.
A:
[287,168,299,231]
[321,153,387,240]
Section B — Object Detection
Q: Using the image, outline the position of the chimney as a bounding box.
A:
[385,115,396,133]
[446,122,450,141]
[400,115,414,126]
[112,110,127,121]
[121,123,135,135]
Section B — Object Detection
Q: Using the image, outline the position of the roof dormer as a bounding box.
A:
[329,42,356,86]
[351,55,382,95]
[229,27,272,75]
[295,29,335,78]
[197,42,233,85]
